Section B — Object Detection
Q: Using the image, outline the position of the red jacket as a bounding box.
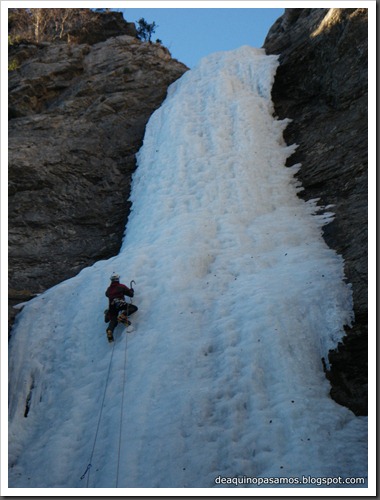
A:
[106,282,133,305]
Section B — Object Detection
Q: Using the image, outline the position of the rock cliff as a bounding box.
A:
[8,8,368,415]
[8,16,188,326]
[264,8,368,415]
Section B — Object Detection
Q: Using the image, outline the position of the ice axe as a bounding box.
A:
[129,280,136,303]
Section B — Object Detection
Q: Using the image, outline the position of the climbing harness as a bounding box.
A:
[119,280,136,325]
[114,280,136,323]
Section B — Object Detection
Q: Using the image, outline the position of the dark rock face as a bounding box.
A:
[264,8,368,415]
[70,11,137,44]
[8,33,188,328]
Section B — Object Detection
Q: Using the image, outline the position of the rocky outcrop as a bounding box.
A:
[8,26,188,328]
[264,8,368,415]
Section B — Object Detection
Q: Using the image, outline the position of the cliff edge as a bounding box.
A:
[8,13,188,326]
[264,8,368,415]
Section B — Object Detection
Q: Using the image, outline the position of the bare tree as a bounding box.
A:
[31,9,50,42]
[9,8,102,44]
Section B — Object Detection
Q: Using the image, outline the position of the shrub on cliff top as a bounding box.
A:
[136,17,157,43]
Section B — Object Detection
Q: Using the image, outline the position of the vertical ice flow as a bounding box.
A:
[8,46,366,489]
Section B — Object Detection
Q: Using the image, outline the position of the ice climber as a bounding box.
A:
[105,273,138,342]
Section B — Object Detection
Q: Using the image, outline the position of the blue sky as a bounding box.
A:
[118,7,284,68]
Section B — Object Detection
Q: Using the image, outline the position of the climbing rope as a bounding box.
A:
[116,327,129,487]
[116,280,135,486]
[80,340,116,487]
[81,280,136,487]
